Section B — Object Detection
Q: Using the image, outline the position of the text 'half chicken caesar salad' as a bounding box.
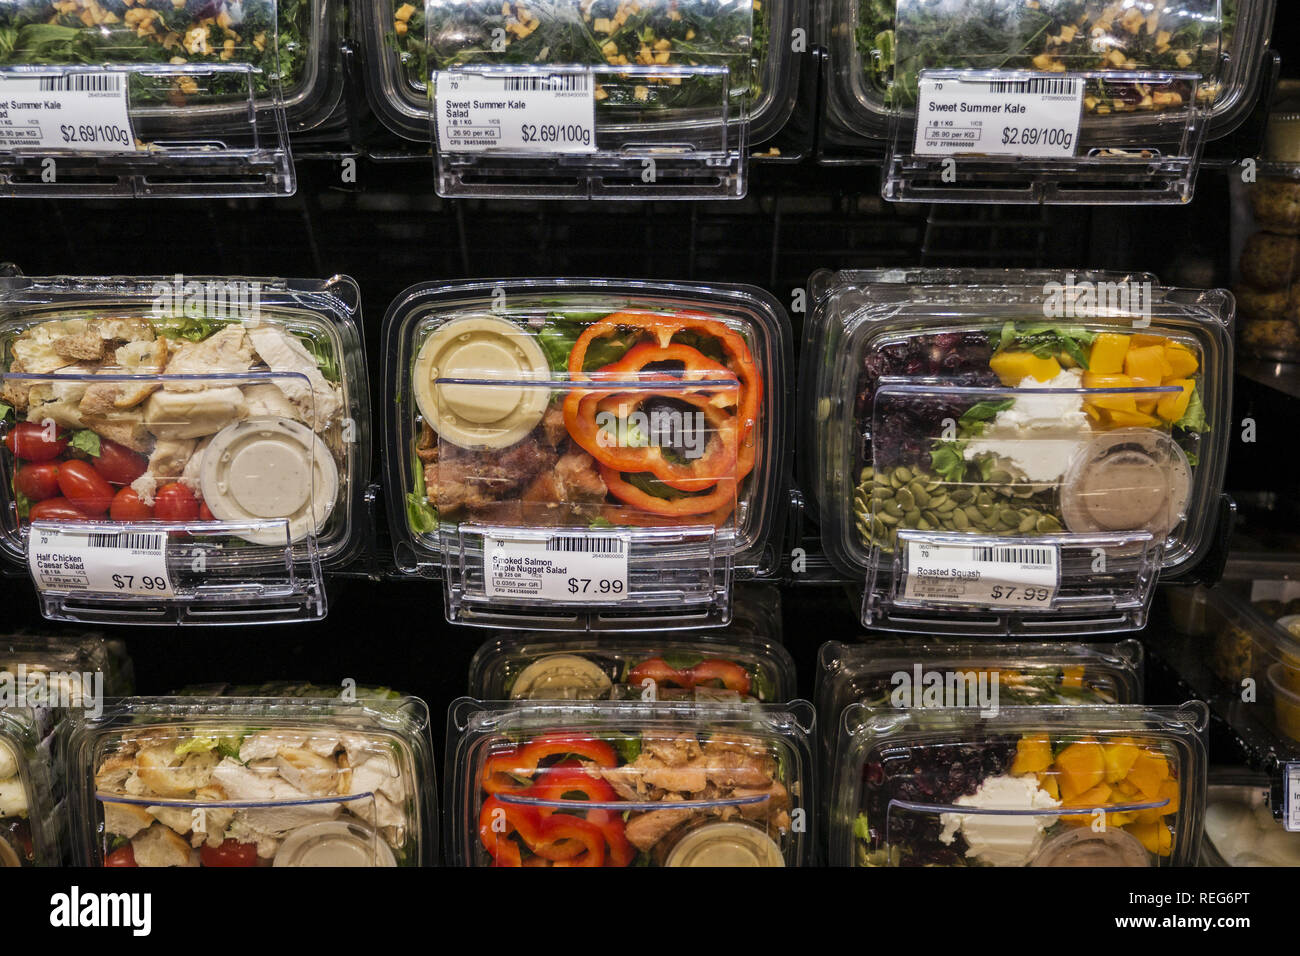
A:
[1,305,352,555]
[91,722,423,867]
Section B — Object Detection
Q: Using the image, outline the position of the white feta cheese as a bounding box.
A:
[939,773,1062,867]
[962,368,1091,482]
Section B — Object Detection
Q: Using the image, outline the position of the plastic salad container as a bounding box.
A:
[1202,574,1300,744]
[447,698,814,866]
[814,638,1143,768]
[67,696,436,867]
[382,279,790,626]
[469,631,796,702]
[0,0,343,134]
[0,706,60,866]
[361,0,800,144]
[820,0,1275,145]
[808,279,1232,630]
[0,275,370,576]
[1200,768,1300,866]
[800,268,1160,526]
[1234,83,1300,361]
[830,701,1209,867]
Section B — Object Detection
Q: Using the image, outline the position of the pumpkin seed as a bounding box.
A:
[999,511,1021,529]
[923,509,939,526]
[917,518,933,531]
[860,467,874,482]
[1036,514,1063,533]
[893,466,913,484]
[988,469,1011,485]
[978,502,996,518]
[904,508,922,525]
[910,482,931,508]
[951,508,970,530]
[1018,514,1038,533]
[877,510,900,526]
[883,499,904,518]
[895,487,915,511]
[934,497,957,514]
[976,493,993,509]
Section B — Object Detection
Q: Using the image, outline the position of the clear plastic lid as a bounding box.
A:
[0,0,341,134]
[0,0,332,194]
[0,707,59,866]
[799,269,1161,526]
[361,0,800,145]
[815,637,1144,767]
[66,696,436,867]
[0,275,370,624]
[830,701,1208,867]
[1200,575,1300,746]
[447,697,814,866]
[382,279,790,628]
[1201,767,1300,866]
[821,0,1274,144]
[808,280,1232,632]
[470,631,796,702]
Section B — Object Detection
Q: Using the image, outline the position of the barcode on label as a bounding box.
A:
[87,531,165,551]
[502,74,589,92]
[984,77,1078,96]
[545,535,624,554]
[38,74,123,92]
[974,546,1054,566]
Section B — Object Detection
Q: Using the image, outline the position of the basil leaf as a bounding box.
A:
[958,399,1014,425]
[929,443,967,484]
[69,429,100,457]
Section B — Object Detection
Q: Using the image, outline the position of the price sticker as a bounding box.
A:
[434,71,596,154]
[0,73,136,152]
[484,533,628,602]
[27,526,175,597]
[902,540,1058,609]
[913,75,1083,159]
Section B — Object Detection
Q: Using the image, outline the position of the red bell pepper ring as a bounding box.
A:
[685,659,753,695]
[599,465,737,520]
[567,389,741,493]
[528,763,633,867]
[628,658,752,696]
[568,311,762,424]
[567,310,763,450]
[478,766,629,867]
[481,732,620,794]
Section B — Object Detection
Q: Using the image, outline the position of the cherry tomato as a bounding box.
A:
[56,460,115,515]
[15,462,60,501]
[104,845,137,867]
[91,439,148,486]
[110,487,154,522]
[199,502,215,521]
[154,483,199,521]
[3,422,68,462]
[200,839,258,867]
[28,498,89,521]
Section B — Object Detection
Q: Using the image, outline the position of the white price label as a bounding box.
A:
[0,73,136,152]
[903,540,1059,609]
[913,75,1083,159]
[485,533,628,602]
[1286,763,1300,832]
[27,527,175,597]
[435,71,596,154]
